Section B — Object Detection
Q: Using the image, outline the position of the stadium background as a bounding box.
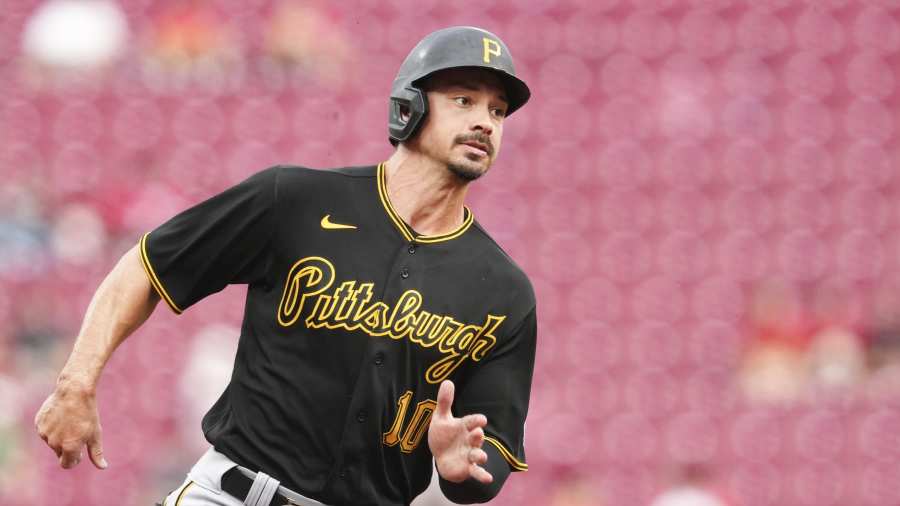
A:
[2,0,900,504]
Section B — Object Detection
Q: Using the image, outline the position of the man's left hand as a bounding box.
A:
[427,380,493,484]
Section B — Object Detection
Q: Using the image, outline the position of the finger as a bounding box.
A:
[34,409,47,436]
[470,463,493,484]
[59,448,83,469]
[435,380,454,417]
[461,413,487,431]
[466,427,484,448]
[46,437,62,457]
[87,431,108,469]
[469,448,488,466]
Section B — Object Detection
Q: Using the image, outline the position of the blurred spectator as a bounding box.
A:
[49,202,108,267]
[649,462,731,506]
[740,279,871,402]
[864,286,900,399]
[738,280,810,403]
[0,373,24,466]
[20,0,128,85]
[548,475,605,506]
[142,0,241,89]
[261,0,353,86]
[0,184,50,282]
[21,0,128,68]
[178,323,240,454]
[804,282,866,395]
[805,326,866,396]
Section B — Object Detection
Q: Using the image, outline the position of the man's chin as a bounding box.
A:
[447,159,489,182]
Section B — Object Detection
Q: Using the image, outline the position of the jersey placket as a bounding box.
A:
[327,238,425,489]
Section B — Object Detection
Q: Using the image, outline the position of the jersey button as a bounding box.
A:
[408,244,417,254]
[356,410,367,423]
[400,267,409,279]
[338,468,347,478]
[374,352,385,365]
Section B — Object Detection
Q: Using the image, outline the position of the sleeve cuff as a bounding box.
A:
[483,435,528,471]
[139,232,184,315]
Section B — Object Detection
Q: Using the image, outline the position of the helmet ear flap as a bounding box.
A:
[388,86,428,144]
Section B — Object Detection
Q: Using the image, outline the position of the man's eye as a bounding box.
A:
[454,97,470,106]
[492,108,507,118]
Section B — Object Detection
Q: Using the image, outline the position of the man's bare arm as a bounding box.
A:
[34,244,160,469]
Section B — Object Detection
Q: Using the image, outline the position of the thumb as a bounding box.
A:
[435,380,455,418]
[87,431,108,470]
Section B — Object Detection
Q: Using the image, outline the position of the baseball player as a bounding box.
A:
[35,26,536,506]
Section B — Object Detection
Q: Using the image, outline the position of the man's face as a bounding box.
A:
[408,68,509,181]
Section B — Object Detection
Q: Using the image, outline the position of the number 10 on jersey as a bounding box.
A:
[383,391,437,453]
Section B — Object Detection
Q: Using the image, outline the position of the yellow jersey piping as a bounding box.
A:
[174,481,194,505]
[139,233,184,315]
[484,435,528,471]
[376,162,474,244]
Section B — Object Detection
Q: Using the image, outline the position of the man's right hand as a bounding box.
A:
[34,382,108,470]
[33,246,159,471]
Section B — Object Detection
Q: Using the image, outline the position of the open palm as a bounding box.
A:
[427,380,493,484]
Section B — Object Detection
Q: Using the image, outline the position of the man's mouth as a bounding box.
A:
[461,140,490,156]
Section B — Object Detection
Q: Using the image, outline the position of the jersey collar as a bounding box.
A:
[376,162,474,244]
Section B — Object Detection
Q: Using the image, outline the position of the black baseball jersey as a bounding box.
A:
[139,163,537,505]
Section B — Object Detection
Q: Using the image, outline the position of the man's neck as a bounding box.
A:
[383,148,470,237]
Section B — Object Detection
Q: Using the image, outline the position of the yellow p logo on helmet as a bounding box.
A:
[483,37,502,63]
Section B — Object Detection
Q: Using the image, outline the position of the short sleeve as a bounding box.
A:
[454,306,537,472]
[139,167,279,314]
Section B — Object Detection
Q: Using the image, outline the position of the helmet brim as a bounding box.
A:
[412,66,531,117]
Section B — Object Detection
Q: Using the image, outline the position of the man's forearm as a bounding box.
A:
[58,244,160,391]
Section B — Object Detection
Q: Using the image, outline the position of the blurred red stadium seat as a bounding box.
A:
[655,137,717,189]
[845,97,894,143]
[562,12,618,60]
[600,52,657,98]
[847,50,896,99]
[794,7,846,55]
[656,230,712,283]
[783,98,835,143]
[736,8,790,55]
[620,10,675,59]
[678,7,733,58]
[686,320,742,368]
[839,186,891,232]
[854,5,900,53]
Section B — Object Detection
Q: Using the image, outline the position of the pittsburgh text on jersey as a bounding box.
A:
[277,256,505,384]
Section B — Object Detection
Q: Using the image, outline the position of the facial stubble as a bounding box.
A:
[447,135,494,182]
[447,157,487,181]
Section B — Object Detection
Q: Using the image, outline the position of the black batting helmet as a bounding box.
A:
[388,26,531,145]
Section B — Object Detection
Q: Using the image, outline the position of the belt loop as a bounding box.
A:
[245,470,281,506]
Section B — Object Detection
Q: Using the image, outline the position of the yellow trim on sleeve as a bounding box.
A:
[139,233,184,315]
[484,435,528,471]
[174,481,194,505]
[376,163,474,244]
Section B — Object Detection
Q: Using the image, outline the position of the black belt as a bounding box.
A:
[221,466,319,506]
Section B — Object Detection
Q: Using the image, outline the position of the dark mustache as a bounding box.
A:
[454,133,494,156]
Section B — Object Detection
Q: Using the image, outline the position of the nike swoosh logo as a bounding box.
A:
[321,214,357,230]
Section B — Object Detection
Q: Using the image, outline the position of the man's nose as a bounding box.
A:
[470,108,493,136]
